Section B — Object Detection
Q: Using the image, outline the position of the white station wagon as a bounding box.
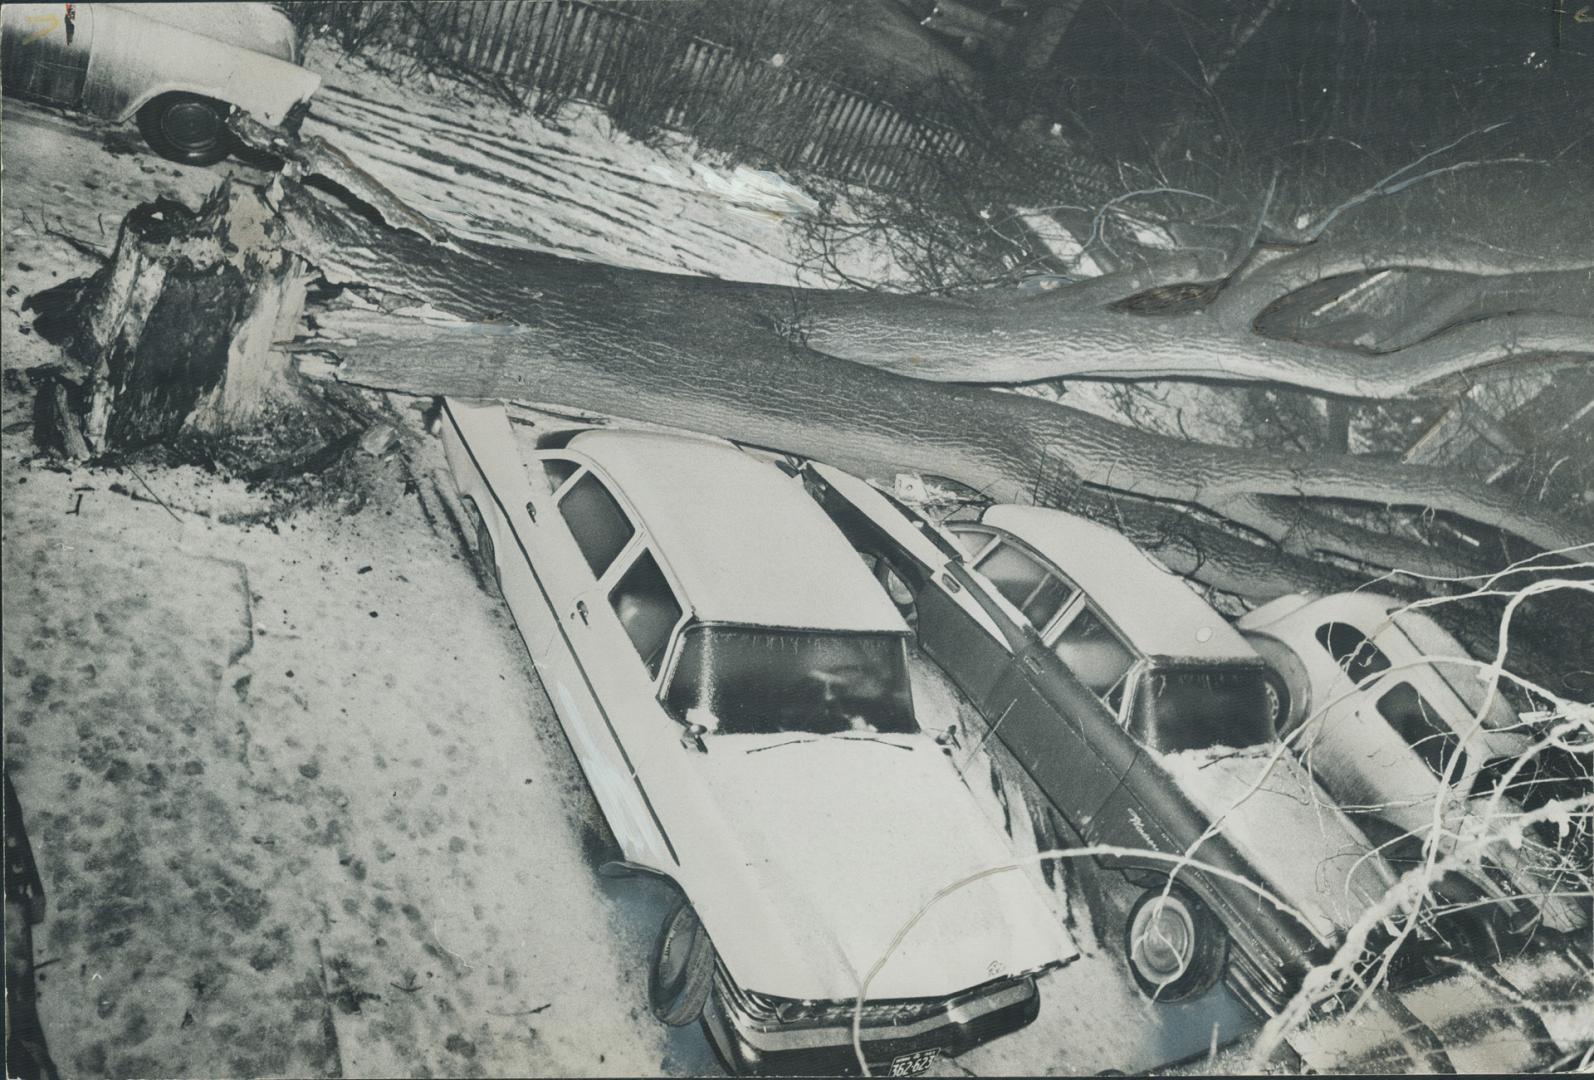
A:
[439,401,1075,1076]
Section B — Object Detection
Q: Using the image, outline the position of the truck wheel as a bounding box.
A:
[1125,882,1228,1002]
[136,93,235,166]
[649,898,715,1026]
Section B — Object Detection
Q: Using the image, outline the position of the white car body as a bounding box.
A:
[1238,591,1586,935]
[438,401,1074,1070]
[2,3,319,129]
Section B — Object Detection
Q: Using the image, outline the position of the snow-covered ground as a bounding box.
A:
[298,41,897,288]
[3,96,709,1079]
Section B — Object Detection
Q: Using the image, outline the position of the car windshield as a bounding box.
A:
[1127,665,1274,752]
[664,626,917,736]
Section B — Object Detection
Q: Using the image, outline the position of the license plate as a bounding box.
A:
[888,1048,941,1076]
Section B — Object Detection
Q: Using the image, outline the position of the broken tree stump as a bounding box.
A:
[33,179,311,455]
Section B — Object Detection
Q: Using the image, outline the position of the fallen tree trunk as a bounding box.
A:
[272,187,1583,558]
[34,175,1590,685]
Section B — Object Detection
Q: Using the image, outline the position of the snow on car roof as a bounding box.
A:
[567,431,907,634]
[1246,589,1405,630]
[980,505,1257,662]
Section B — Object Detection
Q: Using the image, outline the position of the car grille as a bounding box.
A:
[731,974,1026,1032]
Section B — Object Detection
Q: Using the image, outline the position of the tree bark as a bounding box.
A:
[271,187,1583,558]
[36,181,312,454]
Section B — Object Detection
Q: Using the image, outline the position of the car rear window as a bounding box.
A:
[664,627,916,736]
[609,550,682,679]
[1315,622,1392,686]
[543,458,579,493]
[1389,611,1516,730]
[950,525,994,558]
[558,473,634,576]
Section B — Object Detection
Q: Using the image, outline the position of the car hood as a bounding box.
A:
[1155,745,1397,942]
[685,733,1078,1002]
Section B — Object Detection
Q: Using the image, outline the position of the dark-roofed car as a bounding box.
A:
[799,462,1512,1017]
[437,401,1076,1077]
[2,3,318,165]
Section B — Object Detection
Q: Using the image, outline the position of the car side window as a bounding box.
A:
[973,541,1074,629]
[558,472,635,577]
[609,550,683,679]
[1316,622,1391,686]
[1376,680,1466,779]
[543,458,579,494]
[951,525,995,559]
[1053,607,1135,708]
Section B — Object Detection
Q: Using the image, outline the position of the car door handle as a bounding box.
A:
[1023,655,1044,674]
[941,572,962,593]
[524,500,537,523]
[574,600,589,624]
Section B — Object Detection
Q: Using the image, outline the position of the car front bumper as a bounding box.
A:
[701,966,1041,1077]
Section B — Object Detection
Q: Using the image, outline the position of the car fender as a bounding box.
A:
[84,4,319,127]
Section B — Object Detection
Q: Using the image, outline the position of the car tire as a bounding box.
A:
[1124,882,1228,1002]
[136,94,235,166]
[872,556,918,625]
[649,897,715,1026]
[1260,670,1291,735]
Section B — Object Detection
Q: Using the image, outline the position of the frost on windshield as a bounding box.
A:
[665,627,916,735]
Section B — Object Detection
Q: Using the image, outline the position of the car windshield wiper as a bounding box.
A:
[745,732,914,753]
[831,733,913,751]
[745,736,822,754]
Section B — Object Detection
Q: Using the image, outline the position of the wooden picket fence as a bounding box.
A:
[367,0,972,193]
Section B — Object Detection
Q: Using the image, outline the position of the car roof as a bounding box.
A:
[566,431,906,634]
[1238,590,1420,636]
[978,505,1257,663]
[123,3,299,62]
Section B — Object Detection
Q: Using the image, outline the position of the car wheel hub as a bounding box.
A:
[163,101,221,150]
[1131,896,1194,982]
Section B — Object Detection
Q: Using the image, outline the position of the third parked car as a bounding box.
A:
[1238,591,1590,942]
